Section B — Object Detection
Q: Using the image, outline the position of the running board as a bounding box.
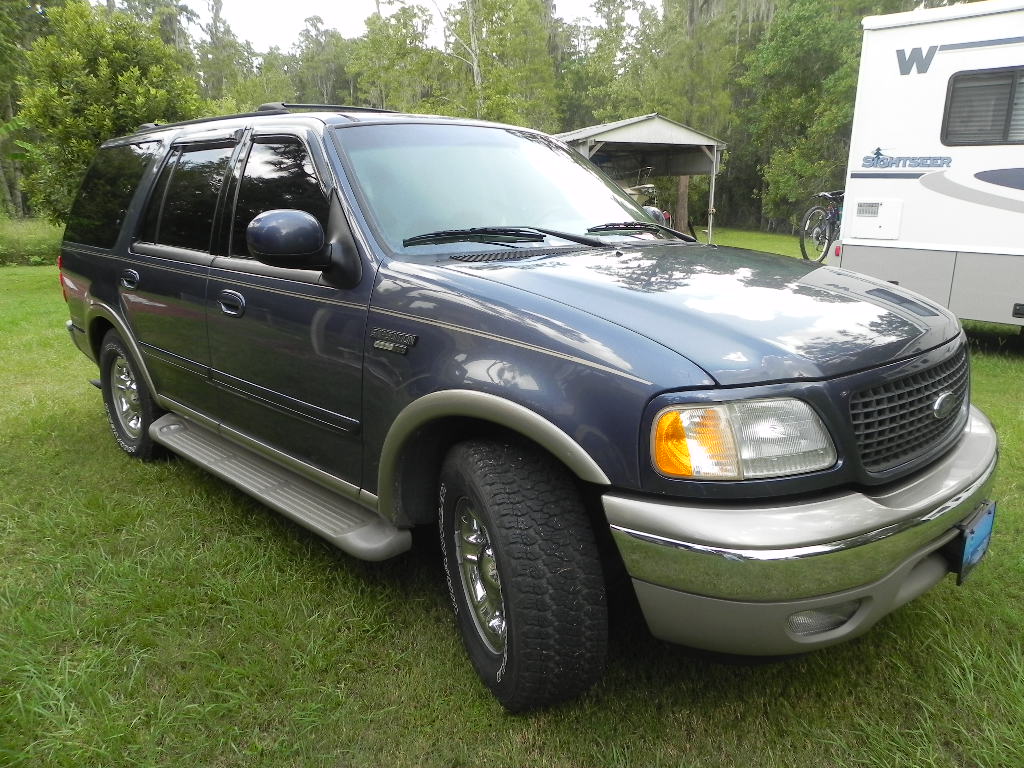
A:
[149,414,411,561]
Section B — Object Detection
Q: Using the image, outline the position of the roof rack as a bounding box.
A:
[130,102,397,135]
[133,108,289,134]
[256,102,398,114]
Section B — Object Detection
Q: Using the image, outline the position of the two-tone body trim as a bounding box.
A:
[372,306,654,385]
[210,368,360,433]
[376,389,612,523]
[605,406,998,601]
[82,298,160,394]
[611,450,996,562]
[159,396,373,511]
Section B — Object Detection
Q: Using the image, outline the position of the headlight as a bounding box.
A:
[652,398,836,480]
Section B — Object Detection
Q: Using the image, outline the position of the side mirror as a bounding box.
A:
[320,189,362,289]
[246,209,330,269]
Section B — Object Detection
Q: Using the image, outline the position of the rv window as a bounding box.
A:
[943,67,1024,145]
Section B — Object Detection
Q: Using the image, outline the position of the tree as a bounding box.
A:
[291,16,356,104]
[350,4,438,111]
[652,0,775,229]
[196,0,251,100]
[444,0,561,131]
[439,0,484,117]
[229,47,296,110]
[17,0,203,222]
[740,0,926,224]
[0,1,67,216]
[557,0,660,129]
[120,0,197,50]
[0,2,26,215]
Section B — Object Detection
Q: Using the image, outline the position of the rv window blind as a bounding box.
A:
[944,67,1023,145]
[1010,72,1024,141]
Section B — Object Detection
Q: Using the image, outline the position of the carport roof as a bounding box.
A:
[556,113,725,177]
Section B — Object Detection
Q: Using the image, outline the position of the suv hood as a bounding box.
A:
[445,245,962,385]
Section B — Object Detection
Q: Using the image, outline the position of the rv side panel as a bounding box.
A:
[837,0,1024,326]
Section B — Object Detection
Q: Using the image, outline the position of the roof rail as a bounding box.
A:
[129,102,396,136]
[257,102,398,114]
[132,108,289,135]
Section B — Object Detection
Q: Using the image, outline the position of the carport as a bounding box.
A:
[556,113,725,242]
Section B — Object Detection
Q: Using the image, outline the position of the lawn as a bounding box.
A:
[0,218,63,266]
[711,226,804,259]
[1,265,1022,767]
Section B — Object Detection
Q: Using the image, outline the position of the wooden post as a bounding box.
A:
[673,175,689,232]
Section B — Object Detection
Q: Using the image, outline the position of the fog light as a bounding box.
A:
[786,600,861,637]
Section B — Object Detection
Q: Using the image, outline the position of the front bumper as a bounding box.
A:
[604,405,998,655]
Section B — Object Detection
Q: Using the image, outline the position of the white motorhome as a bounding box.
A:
[836,0,1024,326]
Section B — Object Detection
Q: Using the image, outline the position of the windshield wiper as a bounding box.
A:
[403,226,605,248]
[586,221,697,242]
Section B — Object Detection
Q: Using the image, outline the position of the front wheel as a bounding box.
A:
[799,205,831,262]
[439,441,608,712]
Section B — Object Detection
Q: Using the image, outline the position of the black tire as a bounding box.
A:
[99,330,166,460]
[438,440,608,712]
[799,205,831,262]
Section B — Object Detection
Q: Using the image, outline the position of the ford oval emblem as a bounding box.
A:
[932,391,959,420]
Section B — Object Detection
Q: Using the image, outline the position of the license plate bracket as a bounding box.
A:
[952,501,996,586]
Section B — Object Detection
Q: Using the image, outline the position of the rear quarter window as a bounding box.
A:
[64,142,160,248]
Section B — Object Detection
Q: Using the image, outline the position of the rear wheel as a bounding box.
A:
[438,440,608,712]
[799,205,831,262]
[99,330,165,460]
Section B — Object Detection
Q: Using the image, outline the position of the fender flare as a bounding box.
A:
[376,389,611,520]
[85,299,160,399]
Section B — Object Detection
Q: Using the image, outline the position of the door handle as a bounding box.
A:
[119,269,140,290]
[217,289,246,317]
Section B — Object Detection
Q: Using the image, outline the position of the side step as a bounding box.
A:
[150,414,411,561]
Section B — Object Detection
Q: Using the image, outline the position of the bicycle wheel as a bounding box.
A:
[799,206,831,262]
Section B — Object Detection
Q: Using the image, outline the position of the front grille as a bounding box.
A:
[850,347,969,472]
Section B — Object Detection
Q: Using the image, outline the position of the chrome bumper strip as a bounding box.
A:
[610,451,997,563]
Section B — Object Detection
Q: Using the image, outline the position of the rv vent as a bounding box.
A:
[857,202,881,217]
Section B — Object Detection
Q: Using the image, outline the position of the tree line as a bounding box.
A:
[0,0,935,229]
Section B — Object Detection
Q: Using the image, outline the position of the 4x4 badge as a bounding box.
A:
[371,327,418,355]
[932,391,958,420]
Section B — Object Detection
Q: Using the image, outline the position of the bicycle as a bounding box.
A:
[799,190,844,262]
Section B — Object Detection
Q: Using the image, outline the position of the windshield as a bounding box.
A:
[332,123,674,254]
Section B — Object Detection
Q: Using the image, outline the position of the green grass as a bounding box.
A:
[712,226,803,259]
[0,218,63,267]
[1,266,1022,767]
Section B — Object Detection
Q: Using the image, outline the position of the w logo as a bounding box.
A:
[897,46,939,75]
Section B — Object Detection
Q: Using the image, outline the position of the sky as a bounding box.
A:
[183,0,604,53]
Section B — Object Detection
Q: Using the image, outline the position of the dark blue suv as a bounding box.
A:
[60,105,998,711]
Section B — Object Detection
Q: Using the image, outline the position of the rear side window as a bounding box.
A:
[64,142,159,248]
[139,143,234,252]
[943,67,1024,145]
[230,137,329,257]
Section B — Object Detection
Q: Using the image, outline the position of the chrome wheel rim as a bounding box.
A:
[110,353,143,439]
[454,497,506,654]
